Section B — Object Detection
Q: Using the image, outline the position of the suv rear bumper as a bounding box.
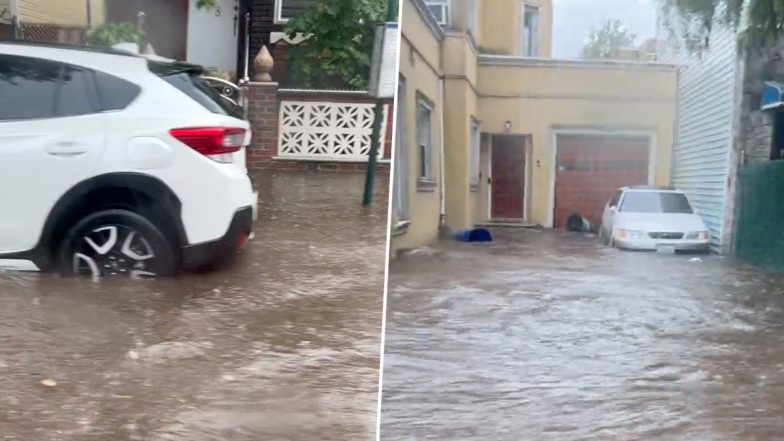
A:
[181,205,254,270]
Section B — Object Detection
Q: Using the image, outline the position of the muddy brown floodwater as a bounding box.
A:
[381,229,784,441]
[0,171,388,441]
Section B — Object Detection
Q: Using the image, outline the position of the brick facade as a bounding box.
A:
[245,83,394,172]
[250,0,281,64]
[249,0,293,83]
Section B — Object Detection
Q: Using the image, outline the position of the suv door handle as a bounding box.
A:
[46,141,88,157]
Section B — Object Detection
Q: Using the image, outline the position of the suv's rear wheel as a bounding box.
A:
[59,210,176,278]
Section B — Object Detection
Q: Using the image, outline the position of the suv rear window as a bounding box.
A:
[149,61,241,118]
[620,192,694,214]
[93,70,141,111]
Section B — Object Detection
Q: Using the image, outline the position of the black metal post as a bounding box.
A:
[363,104,384,206]
[362,0,399,206]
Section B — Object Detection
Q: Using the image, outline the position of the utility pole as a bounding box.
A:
[362,0,399,206]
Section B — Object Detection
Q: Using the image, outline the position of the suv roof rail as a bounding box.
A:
[0,39,141,58]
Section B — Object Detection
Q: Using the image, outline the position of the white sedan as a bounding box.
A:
[599,186,711,252]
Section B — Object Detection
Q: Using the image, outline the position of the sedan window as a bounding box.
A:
[609,190,623,208]
[620,192,693,214]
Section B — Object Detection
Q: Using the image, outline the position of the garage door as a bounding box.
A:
[554,134,650,228]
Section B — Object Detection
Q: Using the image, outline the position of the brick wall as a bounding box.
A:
[246,83,280,169]
[0,24,14,40]
[245,83,394,172]
[739,38,784,163]
[250,0,280,63]
[270,41,291,85]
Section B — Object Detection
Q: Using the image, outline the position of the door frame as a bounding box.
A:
[548,127,657,228]
[106,0,189,60]
[486,135,492,220]
[488,134,531,222]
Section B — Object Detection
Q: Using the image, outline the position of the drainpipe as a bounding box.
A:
[242,12,251,83]
[9,0,18,39]
[86,0,92,29]
[438,77,446,225]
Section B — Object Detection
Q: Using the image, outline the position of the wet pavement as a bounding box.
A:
[0,171,388,441]
[381,229,784,441]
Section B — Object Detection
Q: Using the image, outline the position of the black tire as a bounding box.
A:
[58,209,177,278]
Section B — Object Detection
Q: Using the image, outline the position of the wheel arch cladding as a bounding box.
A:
[39,173,188,268]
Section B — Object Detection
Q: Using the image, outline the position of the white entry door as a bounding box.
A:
[186,0,240,74]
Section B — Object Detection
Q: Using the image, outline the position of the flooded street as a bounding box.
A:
[0,171,388,441]
[381,229,784,441]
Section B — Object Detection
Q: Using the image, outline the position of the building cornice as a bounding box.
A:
[444,29,478,57]
[478,55,678,71]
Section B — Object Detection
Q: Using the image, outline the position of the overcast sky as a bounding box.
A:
[552,0,658,58]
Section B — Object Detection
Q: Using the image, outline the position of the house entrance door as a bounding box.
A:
[491,135,526,220]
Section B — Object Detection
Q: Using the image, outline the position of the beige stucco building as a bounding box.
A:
[391,0,678,255]
[392,0,445,252]
[1,0,105,27]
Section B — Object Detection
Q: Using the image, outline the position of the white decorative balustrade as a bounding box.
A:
[277,101,388,162]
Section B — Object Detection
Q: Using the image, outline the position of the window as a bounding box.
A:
[275,0,315,23]
[523,4,540,57]
[94,70,141,111]
[159,71,241,118]
[620,192,694,214]
[609,190,623,208]
[0,55,101,121]
[54,67,95,118]
[771,111,784,160]
[425,0,450,26]
[470,118,481,189]
[394,78,409,222]
[0,55,59,120]
[416,97,434,184]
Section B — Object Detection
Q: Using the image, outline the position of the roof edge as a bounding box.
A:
[409,0,445,41]
[478,54,677,71]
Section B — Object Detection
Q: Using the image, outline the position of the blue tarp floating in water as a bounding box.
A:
[454,228,493,242]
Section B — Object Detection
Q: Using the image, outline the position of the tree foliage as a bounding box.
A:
[285,0,387,89]
[583,18,637,59]
[661,0,784,52]
[87,22,145,47]
[196,0,219,9]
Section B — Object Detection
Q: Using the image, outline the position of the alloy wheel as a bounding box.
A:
[71,225,157,278]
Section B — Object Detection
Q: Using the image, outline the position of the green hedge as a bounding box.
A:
[736,160,784,272]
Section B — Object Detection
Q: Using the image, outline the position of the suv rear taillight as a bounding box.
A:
[169,127,246,160]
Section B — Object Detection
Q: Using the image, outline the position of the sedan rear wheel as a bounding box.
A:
[59,210,176,278]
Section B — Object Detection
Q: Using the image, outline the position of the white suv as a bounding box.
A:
[0,42,258,277]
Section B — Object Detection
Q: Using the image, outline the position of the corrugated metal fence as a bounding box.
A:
[735,161,784,272]
[670,22,738,252]
[658,2,740,253]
